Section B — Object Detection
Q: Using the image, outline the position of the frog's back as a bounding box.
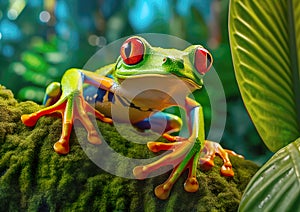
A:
[94,63,115,77]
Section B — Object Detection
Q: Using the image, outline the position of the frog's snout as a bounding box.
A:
[162,57,184,69]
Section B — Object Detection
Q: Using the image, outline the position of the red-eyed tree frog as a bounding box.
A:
[21,36,243,200]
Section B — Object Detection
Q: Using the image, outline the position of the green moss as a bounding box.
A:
[0,85,259,211]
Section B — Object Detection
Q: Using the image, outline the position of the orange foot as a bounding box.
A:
[133,137,243,200]
[200,140,244,176]
[21,93,112,154]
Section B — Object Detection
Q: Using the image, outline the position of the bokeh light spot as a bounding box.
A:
[39,11,51,23]
[7,9,18,20]
[88,35,107,47]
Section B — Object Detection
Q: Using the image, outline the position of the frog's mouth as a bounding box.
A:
[116,73,202,91]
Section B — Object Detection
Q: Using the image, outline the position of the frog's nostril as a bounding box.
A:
[163,57,173,65]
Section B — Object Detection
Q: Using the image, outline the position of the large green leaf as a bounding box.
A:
[229,0,300,152]
[239,138,300,211]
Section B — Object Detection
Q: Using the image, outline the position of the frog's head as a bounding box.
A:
[114,36,213,90]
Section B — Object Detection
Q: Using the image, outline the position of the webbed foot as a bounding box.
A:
[133,138,243,199]
[200,140,244,176]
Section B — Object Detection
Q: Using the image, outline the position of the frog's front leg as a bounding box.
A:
[21,68,114,154]
[133,98,242,200]
[133,98,205,199]
[200,140,244,176]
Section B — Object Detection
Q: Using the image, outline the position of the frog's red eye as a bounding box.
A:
[194,47,213,75]
[120,37,145,65]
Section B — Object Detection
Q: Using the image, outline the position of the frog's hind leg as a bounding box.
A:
[134,112,182,136]
[43,82,62,106]
[23,81,63,127]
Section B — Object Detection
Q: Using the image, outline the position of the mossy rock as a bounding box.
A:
[0,85,259,211]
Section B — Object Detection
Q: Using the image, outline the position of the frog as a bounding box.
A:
[21,36,243,200]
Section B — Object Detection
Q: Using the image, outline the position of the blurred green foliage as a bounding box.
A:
[0,0,272,163]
